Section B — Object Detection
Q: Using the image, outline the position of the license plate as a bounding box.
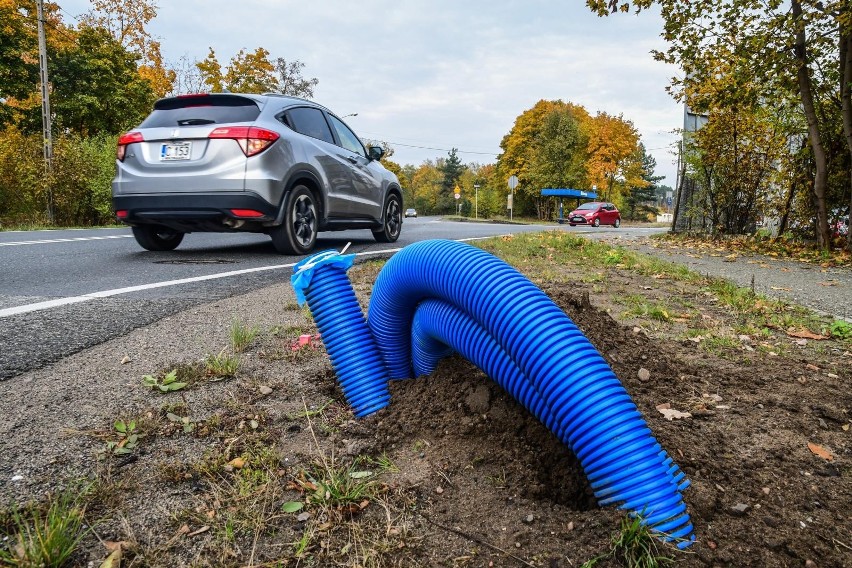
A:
[572,216,584,222]
[160,142,192,161]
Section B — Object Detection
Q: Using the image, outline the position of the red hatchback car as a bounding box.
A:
[568,202,621,227]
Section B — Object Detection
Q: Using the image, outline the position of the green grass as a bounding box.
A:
[0,488,90,567]
[229,319,260,353]
[204,350,240,378]
[581,514,675,568]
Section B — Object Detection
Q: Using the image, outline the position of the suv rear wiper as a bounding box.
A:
[177,118,216,126]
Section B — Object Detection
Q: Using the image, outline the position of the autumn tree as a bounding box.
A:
[81,0,175,97]
[499,100,590,218]
[585,111,644,204]
[0,0,73,128]
[197,48,318,96]
[587,0,850,248]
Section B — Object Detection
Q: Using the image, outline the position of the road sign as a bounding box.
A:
[508,175,518,190]
[454,185,460,199]
[454,193,460,200]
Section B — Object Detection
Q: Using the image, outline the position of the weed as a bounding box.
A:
[230,319,259,352]
[204,349,240,378]
[0,488,90,567]
[103,419,140,455]
[166,412,196,433]
[829,319,852,340]
[623,295,671,322]
[581,513,675,568]
[142,369,187,392]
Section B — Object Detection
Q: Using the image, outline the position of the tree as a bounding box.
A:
[49,27,155,135]
[585,111,644,204]
[0,0,72,129]
[275,58,318,98]
[196,48,318,96]
[439,148,466,214]
[81,0,175,97]
[587,0,848,248]
[624,144,660,221]
[498,100,590,218]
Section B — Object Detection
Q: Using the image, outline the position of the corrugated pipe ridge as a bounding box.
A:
[291,251,391,417]
[367,240,693,547]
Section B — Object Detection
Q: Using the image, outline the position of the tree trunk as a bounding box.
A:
[840,27,852,252]
[792,0,831,248]
[671,141,686,233]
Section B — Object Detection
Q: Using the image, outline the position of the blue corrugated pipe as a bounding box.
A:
[293,240,693,547]
[291,251,390,417]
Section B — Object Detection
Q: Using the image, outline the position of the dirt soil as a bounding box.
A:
[1,246,850,568]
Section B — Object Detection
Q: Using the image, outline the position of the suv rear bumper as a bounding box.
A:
[113,192,279,233]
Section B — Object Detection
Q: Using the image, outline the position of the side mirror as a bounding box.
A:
[368,145,385,161]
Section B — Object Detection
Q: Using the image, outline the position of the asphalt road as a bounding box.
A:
[1,219,654,380]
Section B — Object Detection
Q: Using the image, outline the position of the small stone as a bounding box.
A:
[259,385,273,395]
[435,486,444,495]
[827,373,839,379]
[121,355,131,364]
[638,368,651,382]
[633,326,641,333]
[738,334,752,344]
[798,376,808,384]
[730,502,750,516]
[763,516,780,528]
[567,521,574,531]
[762,487,770,495]
[524,514,534,524]
[805,560,818,568]
[222,464,234,473]
[10,475,23,482]
[707,539,717,550]
[757,403,764,409]
[296,512,311,522]
[515,542,521,548]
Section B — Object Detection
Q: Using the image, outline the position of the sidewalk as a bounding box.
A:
[596,233,852,322]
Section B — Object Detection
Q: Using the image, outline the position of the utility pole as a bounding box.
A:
[36,0,54,222]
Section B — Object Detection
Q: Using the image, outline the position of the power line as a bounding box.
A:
[388,141,499,156]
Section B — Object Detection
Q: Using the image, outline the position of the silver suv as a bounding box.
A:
[112,93,403,254]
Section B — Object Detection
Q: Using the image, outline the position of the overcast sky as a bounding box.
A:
[60,0,683,188]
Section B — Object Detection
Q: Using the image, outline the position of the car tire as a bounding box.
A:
[131,225,184,251]
[373,193,402,243]
[270,185,318,255]
[614,218,621,228]
[569,223,576,227]
[592,217,601,227]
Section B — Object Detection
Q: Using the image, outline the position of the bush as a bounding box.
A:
[0,129,118,228]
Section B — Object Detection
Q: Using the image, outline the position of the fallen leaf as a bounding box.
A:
[842,424,850,432]
[120,355,131,365]
[227,457,246,469]
[807,442,834,461]
[99,549,121,568]
[656,404,692,420]
[787,329,828,340]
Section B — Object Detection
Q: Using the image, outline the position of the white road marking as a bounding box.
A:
[0,236,510,319]
[0,235,134,246]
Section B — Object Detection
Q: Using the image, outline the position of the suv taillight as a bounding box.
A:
[117,131,144,161]
[208,126,279,156]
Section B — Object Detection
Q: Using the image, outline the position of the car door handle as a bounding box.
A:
[346,156,358,164]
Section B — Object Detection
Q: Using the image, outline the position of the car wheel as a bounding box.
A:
[270,185,318,255]
[373,193,402,243]
[569,223,576,227]
[131,225,184,251]
[614,218,621,228]
[592,217,601,227]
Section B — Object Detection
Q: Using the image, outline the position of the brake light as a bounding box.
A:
[209,126,279,156]
[115,210,128,219]
[117,131,144,161]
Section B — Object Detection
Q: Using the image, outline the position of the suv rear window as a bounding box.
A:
[139,95,261,128]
